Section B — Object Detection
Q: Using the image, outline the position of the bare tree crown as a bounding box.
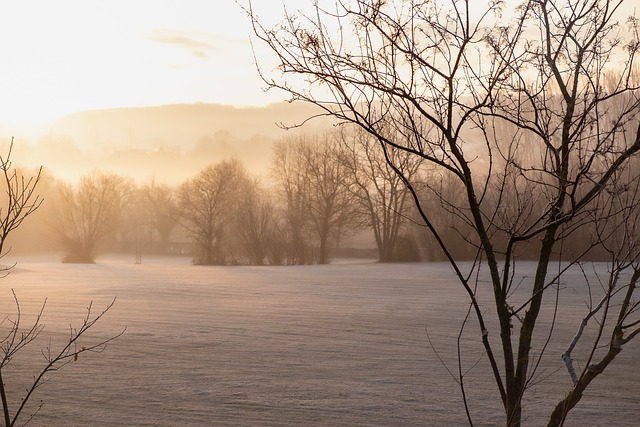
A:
[246,0,640,425]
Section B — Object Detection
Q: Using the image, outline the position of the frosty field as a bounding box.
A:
[0,255,637,426]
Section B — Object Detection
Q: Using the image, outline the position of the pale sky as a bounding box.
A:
[1,1,636,124]
[0,0,286,123]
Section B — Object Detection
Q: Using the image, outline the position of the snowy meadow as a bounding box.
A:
[0,255,638,426]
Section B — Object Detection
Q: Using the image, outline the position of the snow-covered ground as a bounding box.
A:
[0,254,637,426]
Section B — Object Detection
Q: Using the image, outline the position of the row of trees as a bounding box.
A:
[11,127,422,265]
[16,123,636,267]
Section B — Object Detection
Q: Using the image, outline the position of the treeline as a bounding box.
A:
[9,128,425,265]
[9,125,632,265]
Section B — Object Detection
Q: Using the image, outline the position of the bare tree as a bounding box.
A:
[234,177,281,265]
[0,141,42,259]
[0,142,122,425]
[415,168,477,261]
[52,172,133,263]
[548,158,640,424]
[0,167,59,254]
[177,159,247,265]
[271,138,312,264]
[126,180,179,256]
[247,0,640,425]
[143,181,179,254]
[272,133,357,264]
[341,127,422,262]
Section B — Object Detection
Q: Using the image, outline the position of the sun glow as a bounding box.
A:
[0,0,283,126]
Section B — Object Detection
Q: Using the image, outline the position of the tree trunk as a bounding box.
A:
[318,231,329,265]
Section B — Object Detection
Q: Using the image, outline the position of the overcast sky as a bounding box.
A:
[0,0,288,123]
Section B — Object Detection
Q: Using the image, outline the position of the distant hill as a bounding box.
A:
[3,102,335,183]
[47,102,334,151]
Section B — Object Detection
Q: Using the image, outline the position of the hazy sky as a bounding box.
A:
[1,1,637,124]
[0,0,286,123]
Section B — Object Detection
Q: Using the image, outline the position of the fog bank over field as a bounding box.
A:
[0,102,333,183]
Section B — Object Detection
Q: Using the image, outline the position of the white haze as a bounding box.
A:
[0,102,334,184]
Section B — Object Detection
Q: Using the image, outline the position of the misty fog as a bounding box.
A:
[2,0,640,425]
[0,102,334,184]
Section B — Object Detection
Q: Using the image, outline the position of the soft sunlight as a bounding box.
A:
[0,0,282,124]
[0,0,636,124]
[0,1,639,426]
